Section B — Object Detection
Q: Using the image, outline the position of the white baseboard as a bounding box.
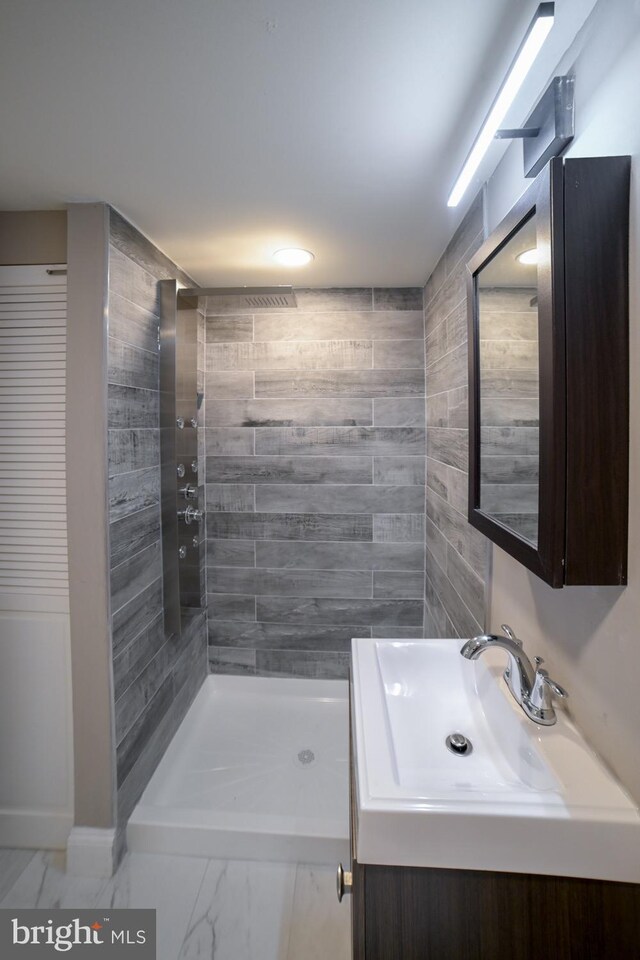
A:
[66,826,117,878]
[0,809,72,850]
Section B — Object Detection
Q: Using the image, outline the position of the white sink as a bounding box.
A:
[377,639,560,797]
[352,637,640,881]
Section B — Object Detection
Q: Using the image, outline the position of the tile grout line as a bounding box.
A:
[113,607,164,668]
[107,333,160,359]
[424,558,483,638]
[109,501,160,526]
[108,288,160,322]
[114,638,173,738]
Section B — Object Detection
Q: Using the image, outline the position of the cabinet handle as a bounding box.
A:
[336,862,353,903]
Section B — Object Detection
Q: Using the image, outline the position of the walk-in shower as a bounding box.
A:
[134,282,350,864]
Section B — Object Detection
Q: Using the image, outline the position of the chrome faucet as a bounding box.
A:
[460,624,568,726]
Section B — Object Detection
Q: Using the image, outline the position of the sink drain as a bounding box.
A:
[297,748,315,766]
[446,733,472,756]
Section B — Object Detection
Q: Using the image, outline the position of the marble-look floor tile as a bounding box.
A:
[1,851,352,960]
[97,853,209,960]
[0,848,36,902]
[0,851,107,909]
[286,863,351,960]
[178,859,296,960]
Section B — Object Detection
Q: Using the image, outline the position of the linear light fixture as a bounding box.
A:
[447,3,555,207]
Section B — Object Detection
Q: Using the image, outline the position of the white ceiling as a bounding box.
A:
[0,0,596,286]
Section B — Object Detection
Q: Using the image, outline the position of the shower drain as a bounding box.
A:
[297,749,316,766]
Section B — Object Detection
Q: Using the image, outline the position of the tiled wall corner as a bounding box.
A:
[106,209,207,827]
[423,193,489,638]
[203,287,426,679]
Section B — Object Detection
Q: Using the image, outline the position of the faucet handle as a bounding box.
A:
[534,657,568,699]
[528,661,568,724]
[500,624,522,646]
[542,674,568,700]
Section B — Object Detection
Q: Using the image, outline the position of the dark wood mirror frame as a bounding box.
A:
[467,156,630,588]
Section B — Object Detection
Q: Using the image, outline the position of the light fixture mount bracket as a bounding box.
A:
[495,75,575,178]
[495,127,540,139]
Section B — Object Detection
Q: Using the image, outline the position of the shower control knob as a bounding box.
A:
[191,460,198,474]
[178,545,187,559]
[179,484,198,500]
[178,506,203,525]
[190,417,198,429]
[176,417,185,429]
[177,463,186,478]
[191,536,199,549]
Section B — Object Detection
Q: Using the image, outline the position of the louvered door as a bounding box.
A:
[0,264,68,611]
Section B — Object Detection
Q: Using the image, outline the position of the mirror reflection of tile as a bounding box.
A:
[478,286,540,546]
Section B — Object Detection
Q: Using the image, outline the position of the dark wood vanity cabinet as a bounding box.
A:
[348,729,640,960]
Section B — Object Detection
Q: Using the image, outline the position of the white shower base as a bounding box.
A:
[127,675,350,864]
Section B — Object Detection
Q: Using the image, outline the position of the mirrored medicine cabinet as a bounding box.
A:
[466,156,630,587]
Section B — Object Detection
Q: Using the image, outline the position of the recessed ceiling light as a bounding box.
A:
[272,248,315,267]
[517,248,539,265]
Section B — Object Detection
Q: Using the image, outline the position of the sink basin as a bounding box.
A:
[377,639,559,797]
[352,637,640,881]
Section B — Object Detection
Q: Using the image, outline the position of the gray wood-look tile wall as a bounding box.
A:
[423,193,489,638]
[106,209,207,829]
[203,287,426,679]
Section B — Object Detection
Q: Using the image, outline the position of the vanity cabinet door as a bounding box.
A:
[359,862,640,960]
[350,859,365,960]
[348,679,366,959]
[349,750,365,959]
